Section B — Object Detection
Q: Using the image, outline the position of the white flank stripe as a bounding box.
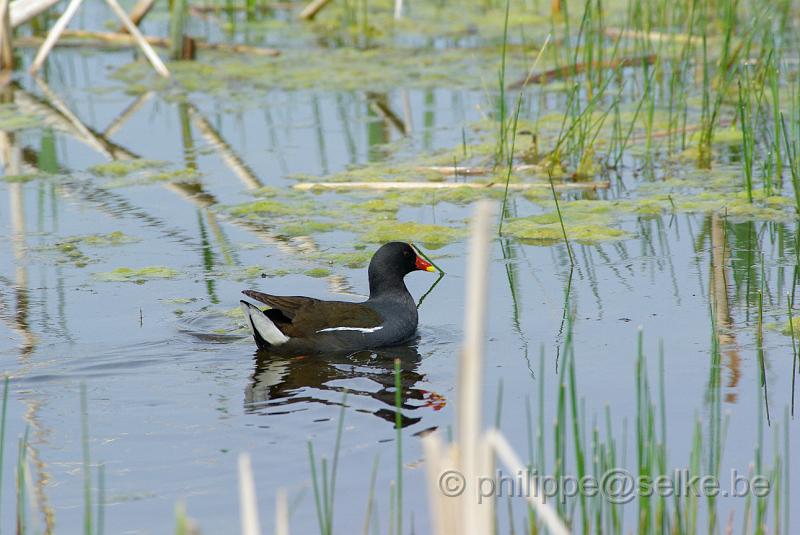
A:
[317,326,384,333]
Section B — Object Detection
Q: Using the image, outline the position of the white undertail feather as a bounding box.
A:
[240,302,290,345]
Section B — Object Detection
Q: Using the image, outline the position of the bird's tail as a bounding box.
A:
[240,301,290,348]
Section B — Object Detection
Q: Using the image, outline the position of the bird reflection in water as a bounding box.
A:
[245,341,440,428]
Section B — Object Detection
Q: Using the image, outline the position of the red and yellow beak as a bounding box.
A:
[412,245,436,272]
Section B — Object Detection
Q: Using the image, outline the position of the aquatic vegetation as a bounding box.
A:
[3,0,800,533]
[360,220,464,249]
[503,216,627,245]
[318,249,374,269]
[93,266,180,283]
[35,232,139,267]
[0,104,43,131]
[112,46,532,96]
[88,160,168,177]
[279,220,338,236]
[78,231,140,247]
[304,268,332,278]
[227,199,312,218]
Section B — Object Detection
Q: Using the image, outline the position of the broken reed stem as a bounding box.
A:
[508,54,656,88]
[118,0,156,33]
[101,0,169,76]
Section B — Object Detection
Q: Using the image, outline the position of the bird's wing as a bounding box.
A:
[241,291,384,337]
[286,301,384,337]
[241,290,318,320]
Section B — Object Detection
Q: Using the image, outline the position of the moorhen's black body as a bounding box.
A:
[239,242,436,353]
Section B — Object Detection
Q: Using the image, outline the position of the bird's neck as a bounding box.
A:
[368,268,409,300]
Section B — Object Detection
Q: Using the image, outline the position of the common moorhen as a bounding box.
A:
[239,242,436,353]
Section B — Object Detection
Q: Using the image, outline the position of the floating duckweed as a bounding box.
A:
[280,220,339,236]
[304,268,332,278]
[228,200,303,217]
[0,105,42,131]
[89,160,167,177]
[360,221,463,249]
[148,168,201,182]
[503,218,628,245]
[776,317,800,336]
[113,45,532,96]
[321,251,374,269]
[54,242,92,267]
[37,232,138,267]
[94,266,180,283]
[80,231,139,247]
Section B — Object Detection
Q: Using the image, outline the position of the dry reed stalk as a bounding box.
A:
[238,453,262,535]
[422,201,570,535]
[102,0,169,76]
[275,488,289,535]
[293,180,610,192]
[298,0,332,20]
[0,0,12,71]
[28,0,169,77]
[485,431,570,535]
[117,0,156,33]
[458,201,494,535]
[28,0,84,74]
[9,0,61,28]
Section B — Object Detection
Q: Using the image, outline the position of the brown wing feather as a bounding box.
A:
[241,290,318,319]
[242,290,384,338]
[283,301,384,337]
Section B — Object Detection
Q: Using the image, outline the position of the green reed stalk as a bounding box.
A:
[16,430,28,535]
[81,385,93,535]
[738,78,755,203]
[175,502,189,535]
[548,171,574,266]
[362,455,379,535]
[498,97,523,235]
[769,49,782,190]
[307,442,325,534]
[169,0,189,59]
[789,295,798,416]
[495,379,504,428]
[784,409,790,535]
[496,0,511,166]
[97,464,105,535]
[394,359,402,535]
[0,376,9,526]
[780,115,800,213]
[566,331,588,532]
